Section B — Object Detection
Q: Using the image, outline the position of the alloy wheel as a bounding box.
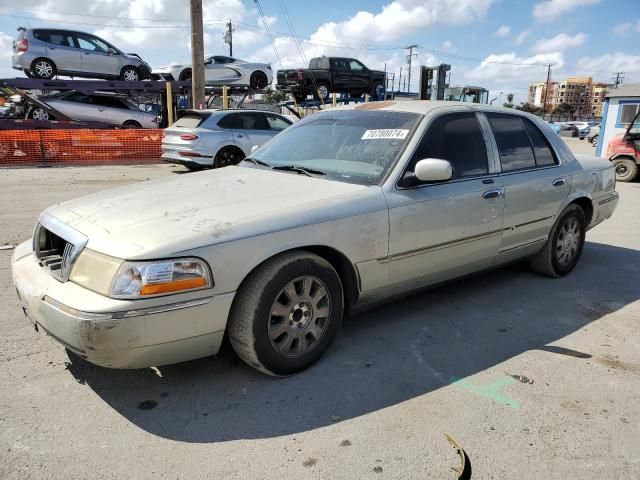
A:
[31,108,49,121]
[268,275,331,358]
[317,85,329,99]
[123,69,139,81]
[35,61,53,78]
[555,217,581,267]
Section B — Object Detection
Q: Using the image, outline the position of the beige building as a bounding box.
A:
[528,77,610,118]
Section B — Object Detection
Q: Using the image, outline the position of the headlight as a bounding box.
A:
[110,258,212,299]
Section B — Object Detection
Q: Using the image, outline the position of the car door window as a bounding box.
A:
[409,112,489,179]
[522,118,558,167]
[48,32,75,48]
[91,97,128,109]
[349,60,366,72]
[265,114,291,131]
[64,92,92,103]
[218,113,267,130]
[75,34,108,53]
[487,113,536,172]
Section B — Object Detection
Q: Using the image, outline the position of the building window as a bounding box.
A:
[619,103,640,125]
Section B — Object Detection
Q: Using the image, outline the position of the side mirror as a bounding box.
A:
[251,145,260,154]
[414,158,453,182]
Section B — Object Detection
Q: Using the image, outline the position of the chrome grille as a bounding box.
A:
[33,213,88,282]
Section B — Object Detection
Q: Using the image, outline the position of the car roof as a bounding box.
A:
[328,100,542,118]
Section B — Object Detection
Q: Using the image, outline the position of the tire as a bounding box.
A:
[179,69,192,81]
[214,146,244,168]
[530,204,587,278]
[612,157,638,182]
[120,66,140,81]
[250,71,268,90]
[31,58,56,79]
[122,120,142,128]
[371,81,385,99]
[29,107,50,121]
[313,82,330,101]
[591,135,598,147]
[228,251,344,376]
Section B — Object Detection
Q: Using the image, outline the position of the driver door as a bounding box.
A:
[385,111,505,287]
[204,56,237,84]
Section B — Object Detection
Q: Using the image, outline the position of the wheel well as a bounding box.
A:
[571,197,594,225]
[292,246,359,310]
[121,65,139,73]
[123,120,141,127]
[216,144,245,158]
[179,68,192,81]
[612,154,640,165]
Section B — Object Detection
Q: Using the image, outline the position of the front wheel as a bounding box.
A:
[228,252,344,376]
[612,157,638,182]
[30,107,50,121]
[250,71,268,90]
[591,135,598,147]
[530,204,587,277]
[371,81,385,99]
[120,66,140,81]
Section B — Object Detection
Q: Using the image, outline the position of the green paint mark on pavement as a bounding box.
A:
[451,376,520,409]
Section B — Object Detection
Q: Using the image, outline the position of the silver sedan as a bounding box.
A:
[12,102,618,375]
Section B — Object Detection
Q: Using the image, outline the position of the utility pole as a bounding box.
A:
[405,45,418,93]
[223,19,233,56]
[612,72,625,88]
[542,63,553,115]
[189,0,205,109]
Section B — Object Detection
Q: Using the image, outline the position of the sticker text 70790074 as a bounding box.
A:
[361,129,409,140]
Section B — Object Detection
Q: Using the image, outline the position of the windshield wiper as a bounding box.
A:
[241,157,271,168]
[272,165,326,177]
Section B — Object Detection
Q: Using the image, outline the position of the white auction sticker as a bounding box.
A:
[361,129,409,140]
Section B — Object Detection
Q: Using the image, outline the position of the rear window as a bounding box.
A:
[487,113,536,172]
[522,118,557,167]
[172,114,205,128]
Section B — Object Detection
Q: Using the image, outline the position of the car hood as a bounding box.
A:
[45,167,384,259]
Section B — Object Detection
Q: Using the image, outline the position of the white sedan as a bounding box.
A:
[152,55,272,90]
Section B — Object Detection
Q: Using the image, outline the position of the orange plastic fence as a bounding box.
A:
[0,129,163,166]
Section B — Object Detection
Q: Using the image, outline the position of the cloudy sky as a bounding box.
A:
[0,0,639,103]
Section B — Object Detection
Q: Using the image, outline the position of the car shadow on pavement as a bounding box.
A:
[64,241,640,443]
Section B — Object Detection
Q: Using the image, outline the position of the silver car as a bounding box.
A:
[12,27,151,81]
[27,91,159,128]
[11,102,618,375]
[162,109,293,170]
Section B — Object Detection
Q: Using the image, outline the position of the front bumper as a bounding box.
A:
[11,241,234,369]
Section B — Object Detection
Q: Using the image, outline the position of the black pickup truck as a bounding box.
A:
[276,57,386,102]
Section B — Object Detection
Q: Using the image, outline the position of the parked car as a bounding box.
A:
[276,56,386,102]
[152,55,272,89]
[12,102,618,374]
[162,109,292,169]
[27,91,159,128]
[605,110,640,182]
[12,27,151,80]
[558,123,579,137]
[571,122,591,139]
[587,125,600,147]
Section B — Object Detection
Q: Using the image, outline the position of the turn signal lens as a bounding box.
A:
[110,258,212,299]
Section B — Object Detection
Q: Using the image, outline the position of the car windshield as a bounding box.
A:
[249,110,422,185]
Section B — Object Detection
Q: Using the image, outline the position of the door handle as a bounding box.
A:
[97,108,105,112]
[482,189,503,200]
[235,133,244,138]
[552,178,566,187]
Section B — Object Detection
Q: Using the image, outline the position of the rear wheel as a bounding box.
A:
[250,71,268,90]
[214,146,244,168]
[293,92,307,103]
[313,82,330,101]
[31,58,56,79]
[530,204,587,277]
[228,251,344,375]
[30,107,50,121]
[120,66,140,81]
[612,157,638,182]
[591,135,598,147]
[122,120,141,128]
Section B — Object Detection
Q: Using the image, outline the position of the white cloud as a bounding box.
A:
[494,25,511,37]
[514,30,531,45]
[441,40,455,52]
[532,32,587,53]
[613,22,633,37]
[0,32,13,61]
[464,51,564,84]
[533,0,600,21]
[568,52,640,80]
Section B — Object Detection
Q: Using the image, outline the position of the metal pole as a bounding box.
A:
[542,63,551,114]
[406,44,417,93]
[228,19,233,57]
[189,0,206,109]
[166,82,174,126]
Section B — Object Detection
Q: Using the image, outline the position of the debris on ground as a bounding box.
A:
[508,374,534,384]
[0,244,15,250]
[445,433,472,480]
